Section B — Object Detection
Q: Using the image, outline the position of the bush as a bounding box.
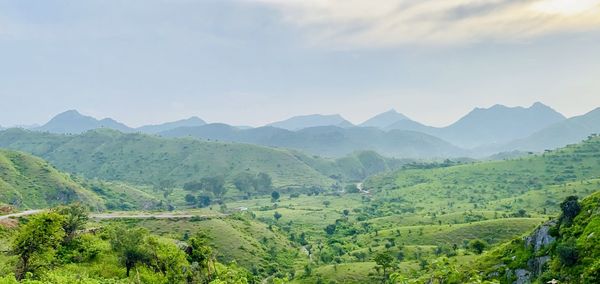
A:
[556,242,578,267]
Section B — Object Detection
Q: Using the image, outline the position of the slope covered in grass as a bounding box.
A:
[0,128,338,189]
[0,149,103,209]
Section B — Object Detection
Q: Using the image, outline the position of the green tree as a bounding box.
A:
[254,172,272,193]
[233,172,256,198]
[373,251,396,282]
[108,226,150,277]
[155,179,176,199]
[559,195,581,225]
[12,212,65,280]
[201,176,227,199]
[186,233,215,282]
[53,203,88,243]
[184,194,197,204]
[274,211,283,221]
[468,239,487,254]
[146,236,189,283]
[271,191,280,202]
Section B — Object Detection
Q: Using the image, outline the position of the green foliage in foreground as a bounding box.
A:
[0,205,255,284]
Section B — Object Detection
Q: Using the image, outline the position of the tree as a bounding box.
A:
[197,194,212,208]
[12,212,65,280]
[254,172,272,193]
[186,232,215,282]
[373,251,396,282]
[557,241,579,266]
[145,236,189,283]
[155,179,175,199]
[324,224,336,235]
[109,226,150,277]
[271,191,280,202]
[560,195,580,225]
[185,194,197,204]
[183,181,203,192]
[233,172,256,198]
[53,203,88,244]
[323,200,331,208]
[201,176,227,199]
[274,211,282,221]
[468,239,487,254]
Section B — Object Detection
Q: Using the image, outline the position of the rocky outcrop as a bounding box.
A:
[524,220,557,252]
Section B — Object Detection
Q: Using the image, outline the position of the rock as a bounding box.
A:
[525,220,557,252]
[528,255,551,277]
[514,269,531,284]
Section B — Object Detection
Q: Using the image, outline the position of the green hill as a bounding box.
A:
[0,149,103,210]
[365,134,600,216]
[0,129,411,192]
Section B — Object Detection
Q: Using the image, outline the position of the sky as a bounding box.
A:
[1,0,600,128]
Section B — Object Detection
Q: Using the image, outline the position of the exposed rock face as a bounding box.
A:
[525,220,557,252]
[528,255,551,276]
[513,269,531,284]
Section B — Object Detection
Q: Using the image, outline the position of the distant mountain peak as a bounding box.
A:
[36,110,132,134]
[360,109,410,129]
[268,114,353,131]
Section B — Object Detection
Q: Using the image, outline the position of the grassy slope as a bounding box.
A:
[0,149,103,210]
[1,129,395,190]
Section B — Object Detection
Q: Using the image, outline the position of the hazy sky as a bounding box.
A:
[1,0,600,127]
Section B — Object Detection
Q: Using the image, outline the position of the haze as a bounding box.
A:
[1,0,600,127]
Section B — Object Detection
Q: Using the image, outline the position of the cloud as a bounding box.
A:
[251,0,600,47]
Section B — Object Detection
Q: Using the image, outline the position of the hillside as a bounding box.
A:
[0,149,103,210]
[267,114,354,130]
[472,191,600,283]
[160,124,466,158]
[0,128,412,191]
[0,128,338,189]
[500,107,600,153]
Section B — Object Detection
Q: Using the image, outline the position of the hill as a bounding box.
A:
[267,114,354,130]
[160,124,466,158]
[500,107,600,152]
[136,116,206,134]
[0,129,412,192]
[359,109,410,129]
[0,149,103,209]
[35,110,133,134]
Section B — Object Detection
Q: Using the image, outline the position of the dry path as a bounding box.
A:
[0,209,43,220]
[1,210,221,220]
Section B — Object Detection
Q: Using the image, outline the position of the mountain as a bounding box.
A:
[160,123,466,158]
[136,116,206,134]
[500,107,600,152]
[385,102,566,149]
[268,114,354,130]
[0,148,103,209]
[359,109,410,128]
[35,110,133,134]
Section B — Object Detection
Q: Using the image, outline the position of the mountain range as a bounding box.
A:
[4,102,600,158]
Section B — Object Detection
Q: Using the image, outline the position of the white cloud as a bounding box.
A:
[251,0,600,47]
